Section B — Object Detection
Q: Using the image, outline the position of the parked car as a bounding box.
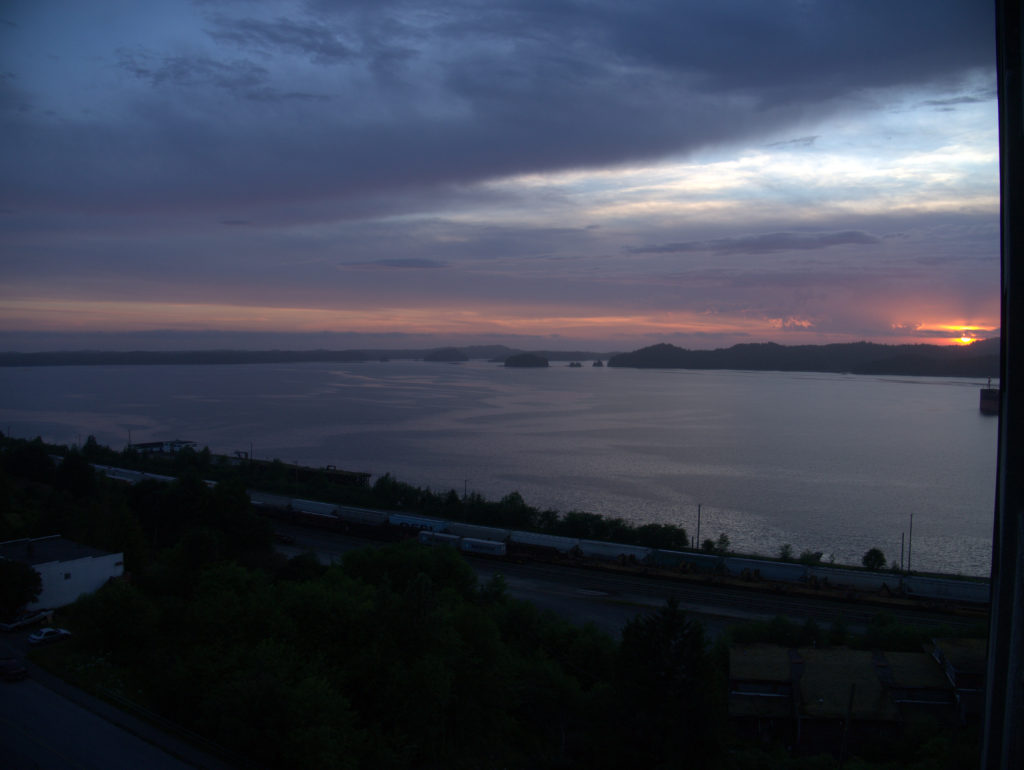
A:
[28,627,71,646]
[0,658,29,681]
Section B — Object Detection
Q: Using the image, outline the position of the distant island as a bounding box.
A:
[504,352,549,368]
[0,339,999,378]
[0,344,604,367]
[608,339,1000,378]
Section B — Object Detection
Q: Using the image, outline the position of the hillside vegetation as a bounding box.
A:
[2,435,983,769]
[609,339,999,378]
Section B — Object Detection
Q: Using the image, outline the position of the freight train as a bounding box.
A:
[258,496,990,606]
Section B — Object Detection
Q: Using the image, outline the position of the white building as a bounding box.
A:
[0,535,124,610]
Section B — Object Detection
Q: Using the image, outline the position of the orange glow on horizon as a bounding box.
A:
[891,321,998,347]
[0,298,1001,348]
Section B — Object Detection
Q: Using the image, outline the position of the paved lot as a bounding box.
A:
[0,636,232,770]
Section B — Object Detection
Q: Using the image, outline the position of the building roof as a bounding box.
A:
[0,535,116,566]
[730,692,793,720]
[932,637,988,674]
[885,652,954,690]
[798,649,901,722]
[730,643,792,682]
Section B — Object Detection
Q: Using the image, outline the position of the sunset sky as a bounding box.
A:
[0,0,1000,352]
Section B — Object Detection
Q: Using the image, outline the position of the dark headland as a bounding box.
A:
[0,338,999,378]
[608,339,1000,378]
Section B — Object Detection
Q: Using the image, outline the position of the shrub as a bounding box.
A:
[862,547,886,570]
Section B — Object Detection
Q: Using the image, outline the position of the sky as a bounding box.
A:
[0,0,1001,352]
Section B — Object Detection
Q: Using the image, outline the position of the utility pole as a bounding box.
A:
[695,504,701,549]
[907,514,913,573]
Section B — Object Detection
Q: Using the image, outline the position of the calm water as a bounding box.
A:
[0,361,999,576]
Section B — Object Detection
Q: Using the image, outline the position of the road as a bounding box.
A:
[273,523,986,639]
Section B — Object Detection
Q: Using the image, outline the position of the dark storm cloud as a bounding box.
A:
[116,49,329,102]
[207,15,353,63]
[630,231,883,256]
[922,93,995,108]
[599,0,993,104]
[766,136,818,149]
[0,0,994,214]
[117,49,270,91]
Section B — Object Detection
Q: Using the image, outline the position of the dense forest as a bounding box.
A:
[1,435,982,768]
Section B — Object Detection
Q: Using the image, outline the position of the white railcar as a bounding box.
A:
[508,531,579,554]
[458,538,507,557]
[446,522,511,542]
[291,498,339,516]
[417,531,461,547]
[904,575,989,604]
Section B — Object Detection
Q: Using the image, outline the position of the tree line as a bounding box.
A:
[1,434,982,768]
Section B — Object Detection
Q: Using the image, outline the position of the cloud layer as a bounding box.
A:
[0,0,1001,349]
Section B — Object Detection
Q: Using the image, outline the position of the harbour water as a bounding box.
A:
[0,360,998,576]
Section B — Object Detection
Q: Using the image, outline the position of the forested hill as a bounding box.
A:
[608,339,1000,378]
[0,339,1000,376]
